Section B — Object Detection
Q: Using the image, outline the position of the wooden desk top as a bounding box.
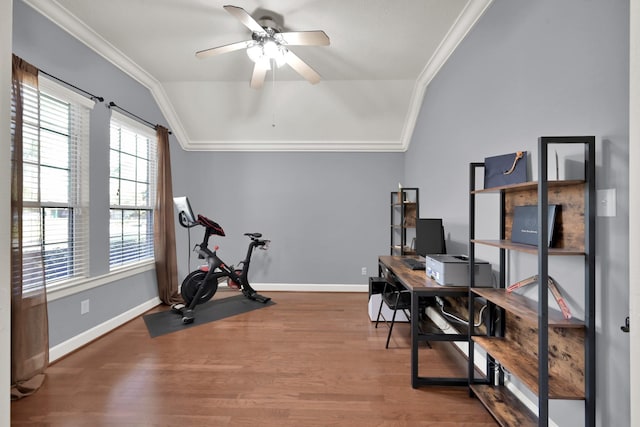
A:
[378,255,469,294]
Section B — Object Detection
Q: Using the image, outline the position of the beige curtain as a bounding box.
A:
[154,125,182,304]
[11,54,49,399]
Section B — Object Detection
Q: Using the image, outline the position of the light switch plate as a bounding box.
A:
[597,188,616,217]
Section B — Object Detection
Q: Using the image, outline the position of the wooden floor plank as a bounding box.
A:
[11,291,497,426]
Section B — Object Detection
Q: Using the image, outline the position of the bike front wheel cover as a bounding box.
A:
[181,270,222,306]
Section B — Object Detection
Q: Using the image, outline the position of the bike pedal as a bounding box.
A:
[171,303,185,314]
[250,293,271,304]
[182,309,195,324]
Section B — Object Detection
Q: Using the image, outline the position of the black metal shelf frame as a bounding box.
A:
[390,188,419,255]
[467,136,596,427]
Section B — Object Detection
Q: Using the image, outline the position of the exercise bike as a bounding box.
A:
[172,197,271,324]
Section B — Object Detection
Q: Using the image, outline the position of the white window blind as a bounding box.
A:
[109,110,156,269]
[16,76,92,292]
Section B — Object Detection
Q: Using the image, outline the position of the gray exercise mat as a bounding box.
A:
[143,294,275,338]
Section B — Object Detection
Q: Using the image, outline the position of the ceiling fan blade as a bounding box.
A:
[250,61,269,89]
[284,50,321,84]
[223,5,265,34]
[279,31,330,46]
[196,40,252,59]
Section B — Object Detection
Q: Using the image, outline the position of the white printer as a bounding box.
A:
[425,254,493,287]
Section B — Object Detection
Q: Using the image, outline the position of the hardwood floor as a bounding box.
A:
[11,291,497,426]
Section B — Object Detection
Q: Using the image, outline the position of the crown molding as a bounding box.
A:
[22,0,191,149]
[185,139,404,152]
[399,0,494,151]
[23,0,492,153]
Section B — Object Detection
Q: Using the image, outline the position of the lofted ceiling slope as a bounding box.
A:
[24,0,493,151]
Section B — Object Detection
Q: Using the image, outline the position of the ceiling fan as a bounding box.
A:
[196,5,330,89]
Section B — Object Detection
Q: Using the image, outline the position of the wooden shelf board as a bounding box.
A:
[472,337,585,399]
[472,239,585,255]
[471,288,585,328]
[471,180,585,194]
[470,384,538,427]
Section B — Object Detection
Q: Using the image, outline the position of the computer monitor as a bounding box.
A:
[415,218,446,256]
[173,196,196,225]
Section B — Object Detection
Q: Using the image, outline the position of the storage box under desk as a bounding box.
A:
[368,293,409,322]
[368,275,409,322]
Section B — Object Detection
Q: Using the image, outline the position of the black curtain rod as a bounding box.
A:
[39,69,104,103]
[107,101,172,135]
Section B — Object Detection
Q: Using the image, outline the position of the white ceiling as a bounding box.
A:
[24,0,493,151]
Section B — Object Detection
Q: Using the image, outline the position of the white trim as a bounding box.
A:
[629,1,639,426]
[110,109,155,138]
[49,296,161,362]
[47,261,155,301]
[38,75,96,109]
[184,140,404,153]
[237,283,368,293]
[22,0,188,151]
[23,0,491,153]
[400,0,494,150]
[502,381,560,427]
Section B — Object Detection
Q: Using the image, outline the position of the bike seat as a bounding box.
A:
[244,232,262,239]
[197,215,225,236]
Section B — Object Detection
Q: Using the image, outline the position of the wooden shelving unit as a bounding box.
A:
[390,188,419,255]
[470,384,538,427]
[468,137,596,427]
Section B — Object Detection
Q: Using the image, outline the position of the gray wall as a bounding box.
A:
[406,1,629,426]
[13,0,164,347]
[170,150,402,285]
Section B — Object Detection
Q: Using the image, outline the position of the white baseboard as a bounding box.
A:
[232,283,369,292]
[49,296,161,362]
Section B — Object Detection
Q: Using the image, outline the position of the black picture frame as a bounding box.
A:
[511,204,559,247]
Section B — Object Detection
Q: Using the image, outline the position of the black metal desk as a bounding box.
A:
[378,255,470,388]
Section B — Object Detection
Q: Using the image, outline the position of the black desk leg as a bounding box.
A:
[411,291,419,388]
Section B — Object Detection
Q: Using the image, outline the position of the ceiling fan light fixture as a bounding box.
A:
[247,39,287,69]
[262,39,279,58]
[246,43,264,63]
[274,45,288,68]
[197,5,329,88]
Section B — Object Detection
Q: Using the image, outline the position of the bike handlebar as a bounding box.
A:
[243,232,270,248]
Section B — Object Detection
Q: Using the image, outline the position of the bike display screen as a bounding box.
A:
[173,196,196,225]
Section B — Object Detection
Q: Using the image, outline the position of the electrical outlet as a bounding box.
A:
[361,267,367,276]
[81,299,90,315]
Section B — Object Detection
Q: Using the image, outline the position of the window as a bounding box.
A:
[109,111,156,269]
[15,77,92,292]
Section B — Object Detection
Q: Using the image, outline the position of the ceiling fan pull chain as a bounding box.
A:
[272,60,277,127]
